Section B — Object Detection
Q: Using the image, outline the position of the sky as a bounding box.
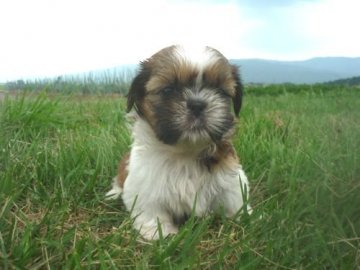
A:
[0,0,359,82]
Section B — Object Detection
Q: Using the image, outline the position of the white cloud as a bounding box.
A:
[0,0,256,80]
[0,0,359,81]
[299,0,360,57]
[227,0,360,60]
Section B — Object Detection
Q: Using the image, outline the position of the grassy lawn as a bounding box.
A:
[0,85,359,269]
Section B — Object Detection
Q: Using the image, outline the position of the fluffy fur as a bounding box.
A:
[106,45,251,240]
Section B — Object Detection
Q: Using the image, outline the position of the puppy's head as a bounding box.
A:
[127,45,243,145]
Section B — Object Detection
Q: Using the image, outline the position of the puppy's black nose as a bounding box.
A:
[187,99,207,116]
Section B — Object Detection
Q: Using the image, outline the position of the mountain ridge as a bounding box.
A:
[4,57,359,85]
[230,57,360,84]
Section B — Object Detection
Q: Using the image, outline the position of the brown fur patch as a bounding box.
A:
[200,141,239,172]
[140,98,158,128]
[144,47,199,92]
[117,152,130,189]
[202,59,236,97]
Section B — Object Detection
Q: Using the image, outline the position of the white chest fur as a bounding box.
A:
[118,119,250,239]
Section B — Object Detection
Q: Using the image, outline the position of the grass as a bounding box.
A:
[0,84,359,269]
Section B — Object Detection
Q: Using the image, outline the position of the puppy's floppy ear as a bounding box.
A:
[231,65,244,117]
[127,62,151,115]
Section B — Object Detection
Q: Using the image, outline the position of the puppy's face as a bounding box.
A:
[127,45,243,145]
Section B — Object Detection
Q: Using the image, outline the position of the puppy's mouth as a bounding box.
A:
[182,114,229,144]
[187,115,207,130]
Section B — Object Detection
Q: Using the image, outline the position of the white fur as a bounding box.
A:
[174,45,221,90]
[174,45,219,70]
[106,118,251,240]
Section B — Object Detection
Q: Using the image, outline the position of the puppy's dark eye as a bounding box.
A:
[160,86,175,97]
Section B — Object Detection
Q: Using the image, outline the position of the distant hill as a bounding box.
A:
[111,57,360,84]
[5,57,359,85]
[324,76,360,86]
[230,57,360,84]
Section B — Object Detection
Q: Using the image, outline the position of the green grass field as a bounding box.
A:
[0,84,359,269]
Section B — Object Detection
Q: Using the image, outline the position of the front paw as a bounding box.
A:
[105,177,123,200]
[138,220,179,240]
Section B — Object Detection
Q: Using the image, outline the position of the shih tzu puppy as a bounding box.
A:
[106,45,251,240]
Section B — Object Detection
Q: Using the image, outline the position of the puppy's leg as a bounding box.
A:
[105,153,130,200]
[105,177,123,200]
[219,168,252,217]
[132,207,178,240]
